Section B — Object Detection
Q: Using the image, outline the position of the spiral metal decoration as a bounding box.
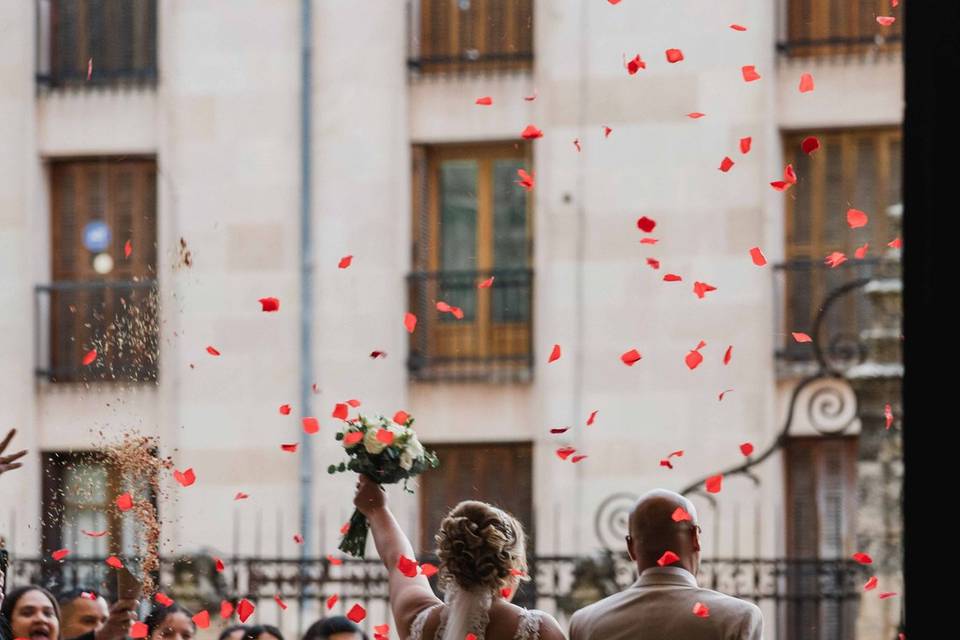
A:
[806,380,858,435]
[593,492,638,552]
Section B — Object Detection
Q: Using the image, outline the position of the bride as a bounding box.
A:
[353,475,565,640]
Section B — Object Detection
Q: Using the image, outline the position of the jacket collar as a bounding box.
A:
[634,566,699,588]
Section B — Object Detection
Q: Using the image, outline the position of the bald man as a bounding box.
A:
[569,489,763,640]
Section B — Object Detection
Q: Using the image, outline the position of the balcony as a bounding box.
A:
[35,0,158,88]
[408,0,533,74]
[777,0,902,58]
[407,269,533,382]
[773,258,900,369]
[35,280,159,383]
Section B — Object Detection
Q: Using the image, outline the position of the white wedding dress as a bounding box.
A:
[409,587,542,640]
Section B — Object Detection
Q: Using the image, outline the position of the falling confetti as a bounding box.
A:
[302,417,320,434]
[258,297,280,312]
[657,551,680,566]
[719,156,735,172]
[192,612,210,629]
[749,247,767,266]
[404,312,417,333]
[740,137,752,154]
[792,332,812,343]
[173,468,196,487]
[82,349,98,366]
[587,410,599,426]
[687,112,706,119]
[621,349,642,366]
[739,442,754,456]
[338,255,353,269]
[672,507,692,522]
[801,136,821,155]
[847,208,869,229]
[237,599,255,623]
[741,65,761,82]
[693,602,710,618]
[206,346,221,356]
[636,216,656,233]
[705,475,723,493]
[124,239,132,258]
[877,16,896,26]
[516,168,535,191]
[475,96,493,105]
[798,73,815,93]
[626,54,646,74]
[603,126,613,138]
[521,125,543,140]
[665,49,684,63]
[346,604,366,623]
[853,552,873,564]
[279,404,292,415]
[548,344,562,363]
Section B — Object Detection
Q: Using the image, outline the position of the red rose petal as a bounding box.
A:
[792,332,812,343]
[376,429,394,445]
[214,557,225,572]
[124,240,133,258]
[302,417,320,434]
[332,403,349,420]
[220,600,234,619]
[281,443,298,452]
[639,237,659,245]
[420,563,438,577]
[338,255,353,269]
[52,548,70,561]
[663,274,682,282]
[825,252,848,268]
[693,281,717,299]
[475,96,492,106]
[847,208,869,229]
[657,550,680,566]
[879,592,897,599]
[130,622,148,638]
[672,507,692,522]
[274,595,287,610]
[687,112,705,119]
[665,48,684,63]
[693,602,710,618]
[621,349,642,365]
[660,459,674,469]
[192,612,210,629]
[885,404,894,430]
[393,410,410,425]
[877,16,896,26]
[556,447,576,461]
[516,168,535,192]
[344,432,363,446]
[888,237,902,249]
[740,442,754,456]
[573,138,582,152]
[258,297,280,312]
[784,164,797,184]
[730,24,747,31]
[801,136,820,155]
[685,349,704,370]
[82,349,97,366]
[279,404,291,415]
[548,344,562,363]
[646,258,660,270]
[740,136,752,154]
[234,492,249,500]
[520,124,543,140]
[723,345,733,365]
[718,389,734,401]
[82,529,109,537]
[293,534,304,544]
[397,555,419,578]
[853,552,873,564]
[206,346,220,356]
[237,599,255,623]
[705,475,723,494]
[798,72,815,93]
[636,216,656,233]
[116,493,133,511]
[864,576,879,591]
[326,594,339,610]
[770,180,790,191]
[626,54,646,75]
[749,247,767,266]
[478,276,495,288]
[669,450,684,458]
[370,350,388,358]
[155,593,174,606]
[173,468,196,487]
[524,91,537,101]
[404,312,417,333]
[346,399,361,408]
[549,427,569,434]
[346,604,366,623]
[327,555,343,565]
[741,65,761,82]
[571,455,588,463]
[587,410,599,426]
[719,156,735,172]
[855,243,870,259]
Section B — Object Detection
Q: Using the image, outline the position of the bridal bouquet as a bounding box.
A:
[329,413,439,557]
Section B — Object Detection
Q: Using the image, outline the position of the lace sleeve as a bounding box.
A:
[409,604,443,640]
[514,610,542,640]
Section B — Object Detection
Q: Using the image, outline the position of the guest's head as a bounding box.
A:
[144,604,194,640]
[302,616,367,640]
[1,585,62,640]
[627,489,701,575]
[435,501,529,599]
[218,625,249,640]
[57,588,108,639]
[242,625,283,640]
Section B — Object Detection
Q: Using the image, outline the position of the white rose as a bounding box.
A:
[405,436,425,461]
[399,450,414,471]
[363,427,387,454]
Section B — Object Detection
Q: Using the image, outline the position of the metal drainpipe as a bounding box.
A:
[297,0,314,633]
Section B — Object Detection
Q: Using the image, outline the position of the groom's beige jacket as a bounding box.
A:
[569,566,763,640]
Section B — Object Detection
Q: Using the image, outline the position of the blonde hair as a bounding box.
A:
[435,500,529,593]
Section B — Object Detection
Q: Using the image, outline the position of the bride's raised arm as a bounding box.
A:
[354,474,442,638]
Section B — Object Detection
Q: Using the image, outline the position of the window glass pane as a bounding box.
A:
[492,159,529,323]
[439,160,478,321]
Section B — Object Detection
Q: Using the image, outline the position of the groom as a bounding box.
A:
[570,489,763,640]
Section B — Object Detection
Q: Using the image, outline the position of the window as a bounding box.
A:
[40,158,158,383]
[781,0,902,56]
[38,0,158,87]
[411,0,533,73]
[409,144,533,381]
[779,128,901,362]
[419,442,534,603]
[785,437,859,640]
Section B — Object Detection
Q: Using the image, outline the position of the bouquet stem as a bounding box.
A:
[338,508,369,558]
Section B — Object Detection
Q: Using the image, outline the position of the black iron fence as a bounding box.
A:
[6,554,865,639]
[407,269,534,382]
[35,0,158,88]
[34,280,159,383]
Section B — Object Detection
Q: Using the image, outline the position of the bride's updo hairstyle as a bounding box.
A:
[435,500,530,593]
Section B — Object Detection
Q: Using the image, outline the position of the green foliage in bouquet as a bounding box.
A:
[328,414,439,557]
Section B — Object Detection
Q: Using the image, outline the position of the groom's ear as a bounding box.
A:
[625,535,637,561]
